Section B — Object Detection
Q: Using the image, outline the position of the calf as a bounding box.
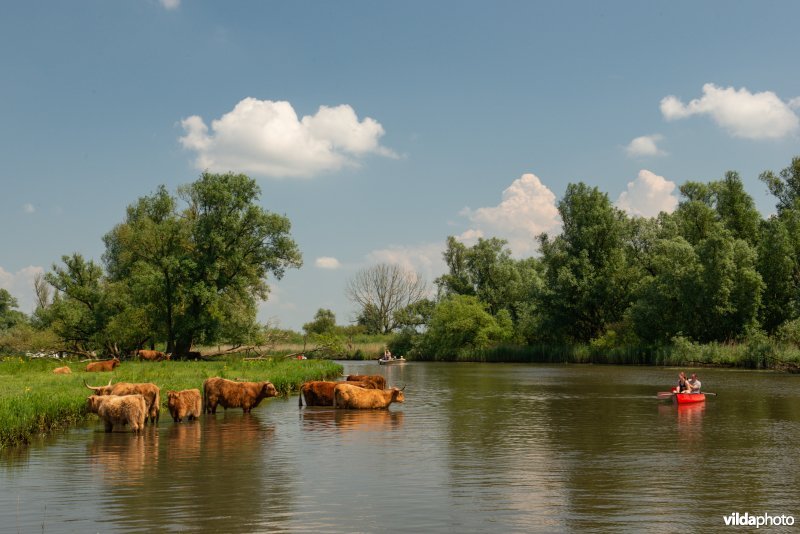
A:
[86,394,147,433]
[203,377,278,414]
[167,389,202,422]
[53,366,72,374]
[333,383,405,409]
[85,358,120,372]
[85,380,161,424]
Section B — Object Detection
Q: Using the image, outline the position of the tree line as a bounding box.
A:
[0,172,301,358]
[3,158,800,363]
[364,157,800,361]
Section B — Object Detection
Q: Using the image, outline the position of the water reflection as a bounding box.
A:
[300,407,405,433]
[3,364,800,532]
[87,429,159,486]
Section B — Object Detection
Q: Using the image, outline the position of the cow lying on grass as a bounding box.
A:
[167,389,202,422]
[86,394,147,433]
[85,380,161,424]
[299,380,379,407]
[85,358,120,372]
[135,349,170,361]
[53,366,72,374]
[333,383,405,410]
[203,377,278,414]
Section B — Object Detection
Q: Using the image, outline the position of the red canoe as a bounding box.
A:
[673,392,706,404]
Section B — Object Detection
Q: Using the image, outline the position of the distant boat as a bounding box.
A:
[378,356,406,365]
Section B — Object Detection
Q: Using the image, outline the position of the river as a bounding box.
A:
[2,362,799,532]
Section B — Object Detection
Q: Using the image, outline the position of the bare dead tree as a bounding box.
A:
[33,272,51,310]
[345,263,428,334]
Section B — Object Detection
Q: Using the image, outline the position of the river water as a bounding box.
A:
[2,362,799,533]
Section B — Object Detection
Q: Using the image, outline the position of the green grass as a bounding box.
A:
[0,356,342,449]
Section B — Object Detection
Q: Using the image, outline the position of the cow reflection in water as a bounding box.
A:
[166,420,201,461]
[300,408,405,432]
[87,430,159,486]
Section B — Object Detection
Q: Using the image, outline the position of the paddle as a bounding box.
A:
[656,391,717,398]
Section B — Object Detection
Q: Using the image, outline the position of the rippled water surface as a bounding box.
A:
[2,363,800,532]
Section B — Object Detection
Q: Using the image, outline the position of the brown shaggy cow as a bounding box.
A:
[85,380,161,424]
[53,366,72,374]
[203,377,278,414]
[346,374,387,390]
[333,383,405,409]
[135,349,170,361]
[167,389,202,422]
[86,394,147,433]
[85,358,120,372]
[299,380,379,407]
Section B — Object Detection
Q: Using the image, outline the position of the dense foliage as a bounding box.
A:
[3,173,301,359]
[390,157,800,364]
[6,158,800,368]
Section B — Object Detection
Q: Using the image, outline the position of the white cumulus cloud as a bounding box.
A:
[625,134,667,157]
[160,0,180,10]
[179,98,396,178]
[315,257,341,270]
[0,265,44,314]
[460,173,561,256]
[22,203,35,214]
[616,169,678,218]
[660,83,799,139]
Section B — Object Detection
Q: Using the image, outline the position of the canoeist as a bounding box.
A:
[384,347,393,360]
[677,372,689,393]
[687,373,701,393]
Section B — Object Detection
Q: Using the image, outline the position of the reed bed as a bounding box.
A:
[438,341,800,369]
[0,356,342,449]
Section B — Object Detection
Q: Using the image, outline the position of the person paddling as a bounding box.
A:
[687,373,702,393]
[677,372,689,393]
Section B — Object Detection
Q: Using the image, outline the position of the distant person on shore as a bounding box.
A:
[687,373,701,393]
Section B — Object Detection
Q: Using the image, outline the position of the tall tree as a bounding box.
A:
[42,253,110,354]
[0,289,26,331]
[103,172,302,355]
[346,263,427,334]
[537,183,634,342]
[760,156,800,214]
[303,308,337,335]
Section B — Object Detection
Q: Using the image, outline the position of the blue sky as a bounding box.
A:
[1,1,799,330]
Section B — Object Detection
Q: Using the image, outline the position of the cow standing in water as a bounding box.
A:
[167,389,202,422]
[299,380,379,407]
[203,378,278,414]
[346,375,387,389]
[333,384,405,409]
[85,380,161,424]
[86,394,147,433]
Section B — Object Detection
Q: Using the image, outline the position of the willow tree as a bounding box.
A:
[346,263,427,334]
[103,172,302,355]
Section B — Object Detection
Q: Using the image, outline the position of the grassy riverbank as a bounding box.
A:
[0,356,343,449]
[411,337,800,371]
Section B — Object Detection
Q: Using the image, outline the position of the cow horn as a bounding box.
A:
[401,385,406,391]
[84,379,102,391]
